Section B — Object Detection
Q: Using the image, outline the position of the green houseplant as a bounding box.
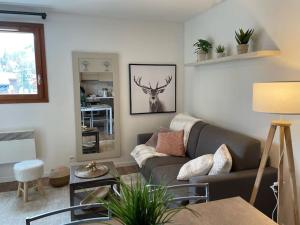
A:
[216,45,225,58]
[235,28,254,54]
[100,178,193,225]
[193,39,212,61]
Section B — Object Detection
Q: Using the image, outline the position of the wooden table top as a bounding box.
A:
[108,197,278,225]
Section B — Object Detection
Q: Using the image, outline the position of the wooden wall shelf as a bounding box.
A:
[184,50,280,67]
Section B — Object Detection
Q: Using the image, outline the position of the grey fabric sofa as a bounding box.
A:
[137,121,277,218]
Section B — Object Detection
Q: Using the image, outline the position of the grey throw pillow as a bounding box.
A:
[145,127,170,147]
[208,144,232,175]
[177,154,214,180]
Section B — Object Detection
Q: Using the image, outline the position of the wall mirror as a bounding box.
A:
[72,52,120,161]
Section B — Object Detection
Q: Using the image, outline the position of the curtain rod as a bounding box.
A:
[0,10,47,20]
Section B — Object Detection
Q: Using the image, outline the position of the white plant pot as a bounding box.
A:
[217,52,225,58]
[237,44,249,54]
[197,51,208,61]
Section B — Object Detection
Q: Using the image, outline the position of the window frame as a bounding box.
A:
[0,22,48,103]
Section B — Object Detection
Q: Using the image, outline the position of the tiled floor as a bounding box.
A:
[0,169,140,225]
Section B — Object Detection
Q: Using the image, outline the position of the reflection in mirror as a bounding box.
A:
[73,53,120,161]
[80,59,114,154]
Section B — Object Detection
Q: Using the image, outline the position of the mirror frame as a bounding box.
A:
[72,52,121,161]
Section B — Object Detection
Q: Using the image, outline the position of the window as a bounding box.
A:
[0,22,48,103]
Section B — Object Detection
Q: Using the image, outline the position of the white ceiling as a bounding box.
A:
[0,0,223,22]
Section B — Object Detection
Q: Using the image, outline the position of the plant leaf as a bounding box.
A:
[99,177,193,225]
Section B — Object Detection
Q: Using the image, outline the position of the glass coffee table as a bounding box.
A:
[69,161,119,221]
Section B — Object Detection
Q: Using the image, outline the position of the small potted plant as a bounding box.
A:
[216,45,225,58]
[101,178,195,225]
[235,28,254,54]
[194,39,212,61]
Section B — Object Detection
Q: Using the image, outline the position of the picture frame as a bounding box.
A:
[129,64,176,115]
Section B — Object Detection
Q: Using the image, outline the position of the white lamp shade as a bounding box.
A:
[253,82,300,114]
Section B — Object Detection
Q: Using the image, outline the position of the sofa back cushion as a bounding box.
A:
[145,127,170,147]
[187,122,261,171]
[186,121,208,158]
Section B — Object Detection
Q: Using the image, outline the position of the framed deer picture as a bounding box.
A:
[129,64,176,115]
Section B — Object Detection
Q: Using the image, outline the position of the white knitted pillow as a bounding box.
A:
[208,144,232,175]
[177,154,213,180]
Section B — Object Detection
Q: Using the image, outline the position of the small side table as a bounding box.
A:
[69,161,119,221]
[82,128,100,154]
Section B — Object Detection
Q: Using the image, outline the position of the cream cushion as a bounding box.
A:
[14,159,44,182]
[209,144,232,175]
[177,154,213,180]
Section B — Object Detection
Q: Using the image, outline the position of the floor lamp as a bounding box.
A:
[250,82,300,225]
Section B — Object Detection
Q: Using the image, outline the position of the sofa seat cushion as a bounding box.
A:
[149,164,191,205]
[150,164,188,186]
[141,156,190,181]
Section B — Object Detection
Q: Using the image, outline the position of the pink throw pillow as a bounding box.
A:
[145,127,170,147]
[156,130,185,157]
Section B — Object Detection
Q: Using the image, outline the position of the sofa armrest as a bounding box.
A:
[189,167,277,218]
[137,133,153,145]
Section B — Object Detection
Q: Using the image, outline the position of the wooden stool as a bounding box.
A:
[17,179,45,202]
[13,159,44,202]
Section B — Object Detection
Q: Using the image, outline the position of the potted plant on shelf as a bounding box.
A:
[216,45,225,58]
[235,28,254,54]
[100,178,195,225]
[194,39,212,61]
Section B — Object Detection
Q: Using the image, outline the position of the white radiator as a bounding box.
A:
[0,130,36,164]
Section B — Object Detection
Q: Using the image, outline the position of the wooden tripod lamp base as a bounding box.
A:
[250,120,299,224]
[252,82,300,224]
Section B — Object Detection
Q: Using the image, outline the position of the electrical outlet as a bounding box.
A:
[69,156,75,163]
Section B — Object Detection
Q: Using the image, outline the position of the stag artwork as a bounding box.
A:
[134,75,172,112]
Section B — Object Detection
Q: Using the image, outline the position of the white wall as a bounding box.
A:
[0,13,184,180]
[184,0,300,224]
